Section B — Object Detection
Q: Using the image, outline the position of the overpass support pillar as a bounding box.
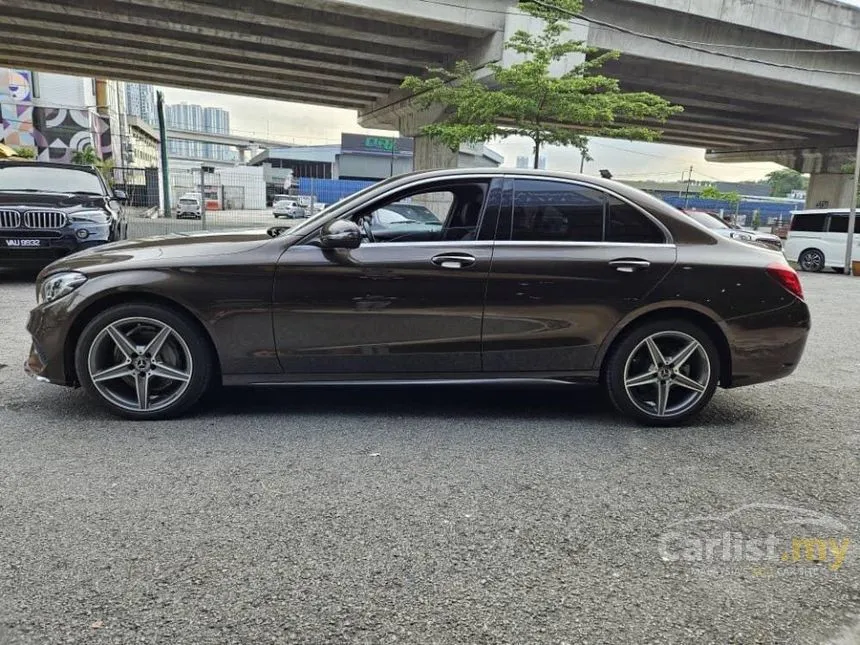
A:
[806,173,855,210]
[413,136,458,171]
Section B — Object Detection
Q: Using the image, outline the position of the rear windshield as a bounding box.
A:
[0,165,104,194]
[790,213,827,232]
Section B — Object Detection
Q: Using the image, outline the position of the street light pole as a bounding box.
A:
[156,91,171,217]
[683,166,694,208]
[843,121,860,275]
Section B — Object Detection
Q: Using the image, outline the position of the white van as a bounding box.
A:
[784,208,860,273]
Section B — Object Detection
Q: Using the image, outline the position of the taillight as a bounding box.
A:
[766,263,803,300]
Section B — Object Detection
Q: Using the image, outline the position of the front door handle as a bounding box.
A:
[431,253,477,269]
[609,258,651,273]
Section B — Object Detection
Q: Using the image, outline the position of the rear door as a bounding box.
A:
[482,177,676,373]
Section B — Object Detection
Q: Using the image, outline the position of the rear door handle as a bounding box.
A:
[609,259,651,273]
[431,253,477,269]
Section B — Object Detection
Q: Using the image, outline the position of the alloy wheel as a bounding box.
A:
[799,250,824,272]
[86,317,193,413]
[622,331,711,419]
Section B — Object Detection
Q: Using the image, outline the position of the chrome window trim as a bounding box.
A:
[293,240,676,250]
[503,174,674,245]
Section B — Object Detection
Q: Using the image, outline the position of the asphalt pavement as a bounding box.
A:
[0,270,858,644]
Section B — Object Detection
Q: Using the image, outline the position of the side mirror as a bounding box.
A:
[320,219,362,249]
[113,190,128,202]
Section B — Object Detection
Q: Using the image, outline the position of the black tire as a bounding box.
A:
[604,318,720,426]
[798,248,825,272]
[74,303,214,420]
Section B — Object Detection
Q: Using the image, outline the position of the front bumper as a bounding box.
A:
[25,298,76,387]
[1,226,110,265]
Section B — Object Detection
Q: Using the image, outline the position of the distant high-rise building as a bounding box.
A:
[165,102,235,161]
[125,83,156,126]
[516,154,546,169]
[203,106,231,161]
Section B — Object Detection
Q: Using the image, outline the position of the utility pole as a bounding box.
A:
[843,121,860,275]
[683,166,694,208]
[156,91,171,217]
[580,152,586,174]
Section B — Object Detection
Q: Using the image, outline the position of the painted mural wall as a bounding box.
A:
[0,68,113,162]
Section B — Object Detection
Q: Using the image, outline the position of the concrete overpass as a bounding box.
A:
[165,128,296,151]
[0,0,858,205]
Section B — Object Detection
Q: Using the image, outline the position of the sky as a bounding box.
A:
[157,82,782,184]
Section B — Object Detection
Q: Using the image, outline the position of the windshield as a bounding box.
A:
[179,199,197,205]
[685,210,730,230]
[0,165,105,194]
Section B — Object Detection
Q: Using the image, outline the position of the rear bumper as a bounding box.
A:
[724,297,810,388]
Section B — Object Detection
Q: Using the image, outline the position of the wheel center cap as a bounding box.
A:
[134,356,150,371]
[658,366,673,380]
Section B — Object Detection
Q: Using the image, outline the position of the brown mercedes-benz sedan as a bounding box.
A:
[25,169,810,425]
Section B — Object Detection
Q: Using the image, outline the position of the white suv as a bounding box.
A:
[784,209,859,273]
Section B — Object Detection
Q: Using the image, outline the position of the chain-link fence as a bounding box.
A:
[123,165,377,240]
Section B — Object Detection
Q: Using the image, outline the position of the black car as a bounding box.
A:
[26,169,809,425]
[0,161,127,266]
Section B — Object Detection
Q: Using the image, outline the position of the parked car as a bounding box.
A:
[176,194,202,219]
[273,198,304,219]
[0,161,127,267]
[783,208,858,273]
[680,209,783,252]
[25,168,809,425]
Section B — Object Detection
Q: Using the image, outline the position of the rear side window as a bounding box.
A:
[510,180,664,244]
[790,213,826,232]
[512,180,604,242]
[606,196,664,243]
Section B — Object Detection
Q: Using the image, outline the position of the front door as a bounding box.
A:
[482,178,677,373]
[272,178,501,375]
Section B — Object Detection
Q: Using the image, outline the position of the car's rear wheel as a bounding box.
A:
[74,303,213,420]
[604,319,720,426]
[798,248,825,272]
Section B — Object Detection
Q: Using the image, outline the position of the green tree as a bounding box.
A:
[401,0,682,169]
[765,168,806,197]
[71,146,115,186]
[71,147,98,166]
[701,185,741,214]
[12,146,35,159]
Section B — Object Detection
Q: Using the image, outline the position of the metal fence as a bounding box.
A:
[123,165,378,240]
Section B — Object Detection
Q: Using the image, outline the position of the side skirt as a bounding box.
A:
[222,372,600,387]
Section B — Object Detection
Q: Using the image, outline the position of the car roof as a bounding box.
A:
[791,208,853,215]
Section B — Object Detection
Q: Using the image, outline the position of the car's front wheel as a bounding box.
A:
[604,319,720,426]
[74,303,214,420]
[798,248,825,272]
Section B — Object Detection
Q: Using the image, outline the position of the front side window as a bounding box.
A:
[826,215,860,234]
[510,179,664,244]
[353,182,488,244]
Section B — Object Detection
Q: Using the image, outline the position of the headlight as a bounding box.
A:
[69,210,109,223]
[730,231,754,242]
[39,272,87,304]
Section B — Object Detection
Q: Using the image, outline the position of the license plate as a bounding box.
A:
[3,239,44,247]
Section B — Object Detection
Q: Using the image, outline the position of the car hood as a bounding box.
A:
[0,191,110,209]
[40,228,275,277]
